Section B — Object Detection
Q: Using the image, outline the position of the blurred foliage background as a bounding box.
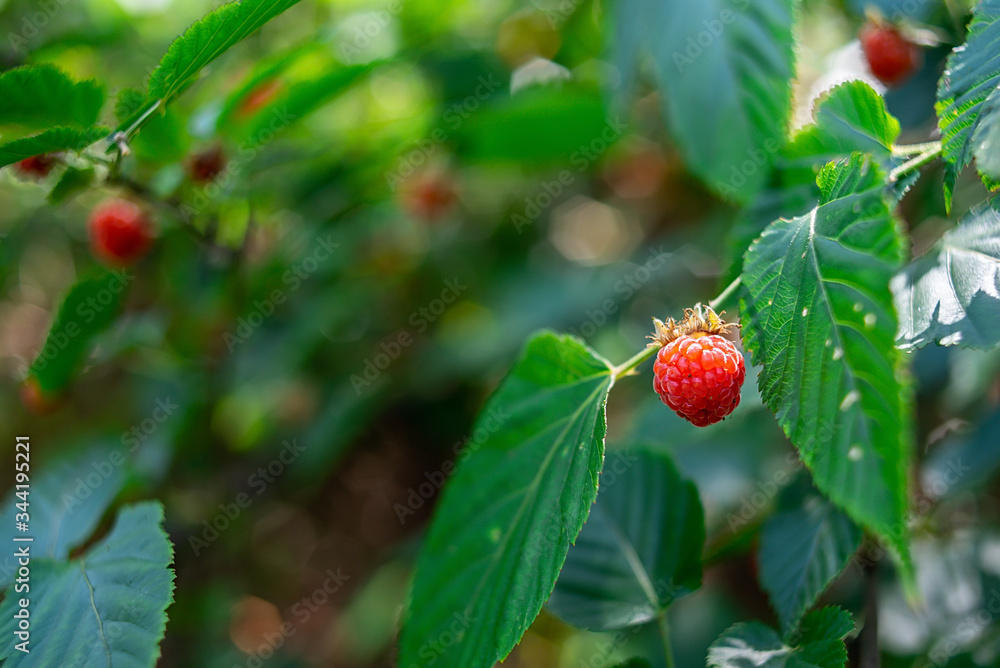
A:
[2,0,1000,666]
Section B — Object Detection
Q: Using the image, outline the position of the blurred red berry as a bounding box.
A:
[237,79,284,117]
[401,172,456,221]
[21,376,56,414]
[88,199,154,266]
[188,145,227,183]
[860,22,922,87]
[14,154,55,178]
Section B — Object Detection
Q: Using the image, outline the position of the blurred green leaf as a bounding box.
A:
[758,496,861,633]
[147,0,305,105]
[458,87,617,167]
[740,154,912,576]
[707,607,853,668]
[0,502,174,668]
[615,0,798,202]
[47,165,95,204]
[0,65,103,132]
[28,270,131,393]
[399,332,613,668]
[547,449,704,631]
[0,126,108,169]
[610,659,654,668]
[0,445,128,589]
[892,197,1000,350]
[936,0,1000,209]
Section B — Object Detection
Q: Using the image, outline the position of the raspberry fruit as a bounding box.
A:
[650,305,745,427]
[860,21,921,87]
[88,198,153,266]
[187,145,226,183]
[14,154,55,178]
[400,171,456,221]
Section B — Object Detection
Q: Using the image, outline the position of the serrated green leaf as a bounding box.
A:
[758,496,861,633]
[147,0,305,104]
[0,445,128,589]
[936,0,1000,208]
[615,0,798,202]
[0,502,175,668]
[28,270,132,393]
[893,197,1000,349]
[739,154,912,574]
[547,449,704,631]
[0,126,108,169]
[725,81,901,282]
[48,165,95,204]
[399,332,613,668]
[707,607,853,668]
[0,65,103,132]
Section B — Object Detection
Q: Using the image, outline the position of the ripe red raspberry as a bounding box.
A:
[187,145,226,183]
[14,154,55,178]
[88,199,153,266]
[860,22,921,87]
[650,306,745,427]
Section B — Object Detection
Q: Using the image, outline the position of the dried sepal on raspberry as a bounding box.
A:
[650,304,745,427]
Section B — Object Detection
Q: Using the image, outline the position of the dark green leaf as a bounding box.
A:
[147,0,305,104]
[758,496,861,632]
[399,332,613,668]
[0,65,103,132]
[611,659,653,668]
[707,607,853,668]
[935,0,1000,208]
[0,126,108,168]
[0,445,128,589]
[739,154,912,573]
[615,0,798,202]
[0,502,175,668]
[28,270,132,393]
[547,449,704,631]
[893,197,1000,349]
[48,165,95,204]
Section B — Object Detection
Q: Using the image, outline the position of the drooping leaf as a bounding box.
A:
[48,165,96,204]
[739,154,912,574]
[893,197,1000,349]
[0,126,108,168]
[547,449,704,631]
[28,270,132,393]
[936,0,1000,208]
[147,0,306,105]
[614,0,799,202]
[0,65,103,131]
[758,496,862,632]
[399,332,614,668]
[0,445,128,589]
[0,502,175,668]
[707,607,853,668]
